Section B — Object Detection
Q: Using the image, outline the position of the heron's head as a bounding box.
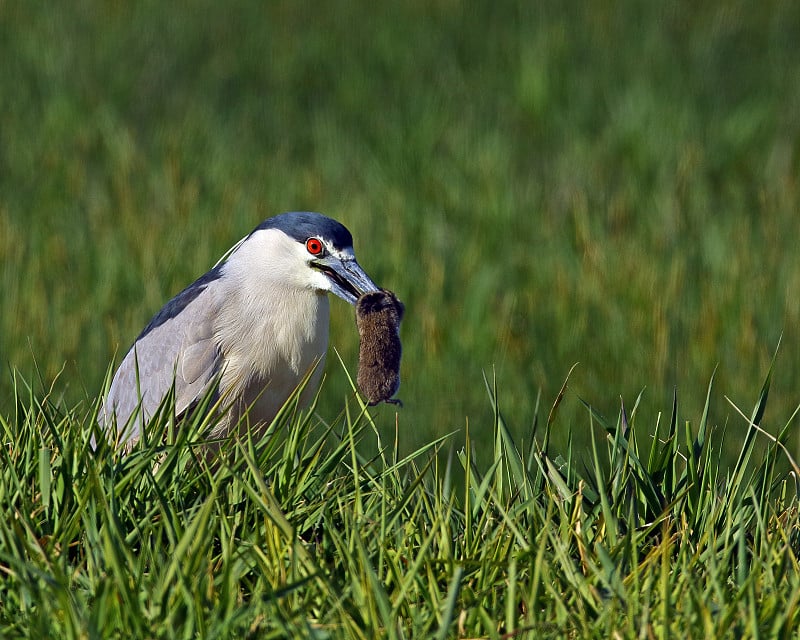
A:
[231,212,380,304]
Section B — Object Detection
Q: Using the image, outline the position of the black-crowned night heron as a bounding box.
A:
[100,211,380,450]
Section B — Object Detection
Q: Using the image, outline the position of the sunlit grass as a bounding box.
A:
[1,354,799,637]
[2,1,800,458]
[4,3,800,635]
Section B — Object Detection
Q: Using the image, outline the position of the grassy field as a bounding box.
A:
[2,1,800,456]
[2,1,800,636]
[2,356,800,637]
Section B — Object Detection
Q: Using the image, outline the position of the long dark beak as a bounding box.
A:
[314,255,380,304]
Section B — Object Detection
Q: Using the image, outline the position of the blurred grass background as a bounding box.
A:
[1,0,799,459]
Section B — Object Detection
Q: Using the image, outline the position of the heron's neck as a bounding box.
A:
[217,278,330,378]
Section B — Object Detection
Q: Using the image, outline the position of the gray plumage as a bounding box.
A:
[355,289,404,406]
[100,211,380,451]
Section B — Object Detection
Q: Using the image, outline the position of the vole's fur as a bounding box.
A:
[355,290,404,406]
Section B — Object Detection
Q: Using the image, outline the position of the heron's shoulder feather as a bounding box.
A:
[103,267,228,439]
[137,265,224,340]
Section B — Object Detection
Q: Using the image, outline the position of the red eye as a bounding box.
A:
[306,237,324,256]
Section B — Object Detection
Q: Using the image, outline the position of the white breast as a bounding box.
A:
[210,231,332,436]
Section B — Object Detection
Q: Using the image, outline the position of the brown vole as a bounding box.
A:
[355,289,404,406]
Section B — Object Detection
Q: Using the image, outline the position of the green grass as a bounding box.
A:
[2,357,800,637]
[2,1,800,457]
[3,2,800,635]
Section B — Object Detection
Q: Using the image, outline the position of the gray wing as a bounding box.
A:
[100,267,226,446]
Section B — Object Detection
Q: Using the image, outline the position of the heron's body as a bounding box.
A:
[100,212,379,450]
